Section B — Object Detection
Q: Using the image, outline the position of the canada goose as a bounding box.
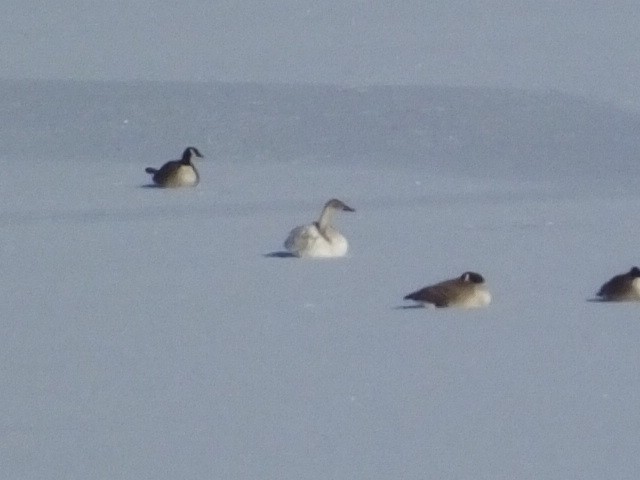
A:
[145,147,203,187]
[596,266,640,301]
[403,271,491,308]
[284,198,355,258]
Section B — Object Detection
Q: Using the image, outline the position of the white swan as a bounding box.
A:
[284,198,355,258]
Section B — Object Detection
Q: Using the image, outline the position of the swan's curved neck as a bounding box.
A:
[316,207,336,233]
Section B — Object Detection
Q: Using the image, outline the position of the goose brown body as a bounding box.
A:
[145,147,203,187]
[596,267,640,301]
[404,271,491,308]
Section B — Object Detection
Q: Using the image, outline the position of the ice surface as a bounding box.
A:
[2,81,640,479]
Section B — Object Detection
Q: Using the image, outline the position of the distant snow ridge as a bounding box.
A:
[2,80,640,180]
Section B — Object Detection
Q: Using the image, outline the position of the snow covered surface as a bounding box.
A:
[2,80,640,479]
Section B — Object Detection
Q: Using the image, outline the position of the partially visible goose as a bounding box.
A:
[404,271,491,308]
[145,147,203,187]
[284,198,355,258]
[596,266,640,301]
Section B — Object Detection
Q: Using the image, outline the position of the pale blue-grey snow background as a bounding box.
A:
[2,1,640,109]
[2,2,640,479]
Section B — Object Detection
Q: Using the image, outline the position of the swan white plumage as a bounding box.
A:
[284,198,355,258]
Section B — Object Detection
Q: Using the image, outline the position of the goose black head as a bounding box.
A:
[181,147,204,162]
[460,272,485,284]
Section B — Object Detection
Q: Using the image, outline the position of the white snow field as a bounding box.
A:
[2,80,640,479]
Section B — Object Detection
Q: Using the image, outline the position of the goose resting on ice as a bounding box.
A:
[403,271,491,308]
[596,266,640,301]
[145,147,204,187]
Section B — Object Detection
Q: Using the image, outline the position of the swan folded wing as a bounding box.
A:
[284,224,318,255]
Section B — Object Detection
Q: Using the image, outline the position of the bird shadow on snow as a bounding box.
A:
[393,304,427,310]
[585,297,610,303]
[263,251,297,258]
[139,183,163,189]
[397,298,616,308]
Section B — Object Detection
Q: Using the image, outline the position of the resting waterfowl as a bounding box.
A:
[596,266,640,301]
[404,271,491,308]
[284,198,355,258]
[145,147,203,187]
